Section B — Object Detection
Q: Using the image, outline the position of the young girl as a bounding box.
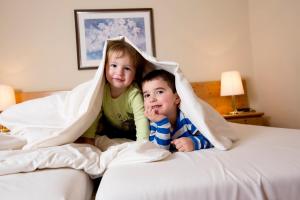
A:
[82,40,149,144]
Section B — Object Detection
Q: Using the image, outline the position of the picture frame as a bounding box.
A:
[74,8,156,70]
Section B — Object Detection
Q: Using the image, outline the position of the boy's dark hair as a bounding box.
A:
[142,69,176,93]
[106,40,145,85]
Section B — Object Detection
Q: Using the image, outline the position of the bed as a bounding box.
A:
[0,91,95,200]
[94,81,300,200]
[1,79,299,200]
[0,168,93,200]
[96,123,300,200]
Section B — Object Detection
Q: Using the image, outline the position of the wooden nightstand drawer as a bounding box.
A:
[226,116,266,125]
[223,112,267,126]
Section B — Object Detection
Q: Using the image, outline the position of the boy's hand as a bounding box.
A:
[144,106,166,122]
[171,137,194,152]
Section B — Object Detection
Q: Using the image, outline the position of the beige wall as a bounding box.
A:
[248,0,300,128]
[0,0,252,90]
[0,0,299,128]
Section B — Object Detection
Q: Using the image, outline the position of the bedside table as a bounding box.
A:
[223,112,266,126]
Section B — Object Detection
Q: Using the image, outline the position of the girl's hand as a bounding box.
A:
[144,106,166,122]
[171,137,194,152]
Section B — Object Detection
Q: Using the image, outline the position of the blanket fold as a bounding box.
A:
[0,141,170,178]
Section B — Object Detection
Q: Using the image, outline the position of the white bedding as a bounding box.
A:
[96,123,300,200]
[0,36,236,199]
[0,168,93,200]
[0,139,170,177]
[0,139,170,200]
[0,36,233,151]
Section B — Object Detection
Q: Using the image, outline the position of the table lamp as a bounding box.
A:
[220,71,244,115]
[0,84,16,132]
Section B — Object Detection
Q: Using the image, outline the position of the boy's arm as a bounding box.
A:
[184,118,213,150]
[186,117,213,150]
[172,114,213,151]
[149,118,172,150]
[188,132,213,150]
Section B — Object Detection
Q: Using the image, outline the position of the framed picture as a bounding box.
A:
[74,8,156,70]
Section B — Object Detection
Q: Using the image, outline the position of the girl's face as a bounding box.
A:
[105,51,136,93]
[142,78,180,119]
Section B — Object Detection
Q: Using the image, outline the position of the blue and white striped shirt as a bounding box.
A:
[149,110,213,151]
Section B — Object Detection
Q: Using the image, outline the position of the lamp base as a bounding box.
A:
[229,95,242,115]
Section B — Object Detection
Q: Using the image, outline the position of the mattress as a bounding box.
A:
[96,123,300,200]
[0,168,93,200]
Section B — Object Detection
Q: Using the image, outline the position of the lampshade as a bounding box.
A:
[0,84,16,111]
[220,71,244,96]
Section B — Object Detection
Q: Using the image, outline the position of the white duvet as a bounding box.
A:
[0,36,234,177]
[0,137,170,177]
[0,36,233,151]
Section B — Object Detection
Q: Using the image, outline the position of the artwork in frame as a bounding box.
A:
[74,8,156,70]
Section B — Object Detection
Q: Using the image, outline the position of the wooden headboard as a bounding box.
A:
[15,81,248,115]
[15,91,59,104]
[191,80,248,114]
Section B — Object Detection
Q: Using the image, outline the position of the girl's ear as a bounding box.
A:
[175,93,181,105]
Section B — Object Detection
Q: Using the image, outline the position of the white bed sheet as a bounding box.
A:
[96,123,300,200]
[0,168,93,200]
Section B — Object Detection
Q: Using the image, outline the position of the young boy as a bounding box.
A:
[142,70,213,152]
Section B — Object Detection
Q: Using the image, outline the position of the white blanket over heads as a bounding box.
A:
[0,36,233,150]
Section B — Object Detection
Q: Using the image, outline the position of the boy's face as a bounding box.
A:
[105,52,136,91]
[142,78,180,118]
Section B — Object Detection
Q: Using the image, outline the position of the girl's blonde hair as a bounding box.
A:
[105,40,145,85]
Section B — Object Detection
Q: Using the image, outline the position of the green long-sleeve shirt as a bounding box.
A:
[83,83,149,141]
